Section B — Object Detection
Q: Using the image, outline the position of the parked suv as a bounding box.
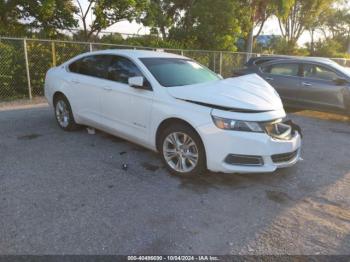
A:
[233,57,350,115]
[45,50,302,176]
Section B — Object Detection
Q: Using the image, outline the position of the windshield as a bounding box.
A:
[140,58,220,87]
[330,62,350,76]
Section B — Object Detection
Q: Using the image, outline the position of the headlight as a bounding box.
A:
[211,116,264,132]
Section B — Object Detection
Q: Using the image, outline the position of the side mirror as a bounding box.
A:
[128,76,144,88]
[333,77,348,85]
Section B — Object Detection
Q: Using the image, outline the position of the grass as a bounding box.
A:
[292,110,349,123]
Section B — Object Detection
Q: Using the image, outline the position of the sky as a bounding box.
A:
[260,17,312,45]
[76,0,343,46]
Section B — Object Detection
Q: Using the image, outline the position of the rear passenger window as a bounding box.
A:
[262,63,299,76]
[68,55,111,79]
[303,64,339,81]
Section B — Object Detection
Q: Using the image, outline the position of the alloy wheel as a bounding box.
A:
[55,100,70,128]
[163,132,199,173]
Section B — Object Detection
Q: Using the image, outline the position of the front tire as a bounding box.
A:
[54,95,78,131]
[159,124,206,176]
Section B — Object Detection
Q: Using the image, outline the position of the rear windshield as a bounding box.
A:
[140,58,220,87]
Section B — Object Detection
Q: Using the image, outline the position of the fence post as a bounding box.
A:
[23,39,32,100]
[219,51,223,76]
[51,41,56,67]
[89,42,93,52]
[213,53,216,73]
[181,50,184,56]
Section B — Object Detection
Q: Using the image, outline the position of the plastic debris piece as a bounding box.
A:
[121,163,128,170]
[86,127,95,135]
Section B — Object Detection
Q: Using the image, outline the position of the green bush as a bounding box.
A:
[0,41,28,99]
[268,38,309,56]
[310,39,350,58]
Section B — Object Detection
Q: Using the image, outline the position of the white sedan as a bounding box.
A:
[45,49,302,176]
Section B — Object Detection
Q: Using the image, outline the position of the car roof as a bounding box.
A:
[81,49,185,59]
[257,57,338,67]
[246,56,292,66]
[292,56,336,64]
[247,55,337,67]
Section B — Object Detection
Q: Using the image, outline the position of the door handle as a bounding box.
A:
[302,82,312,87]
[265,77,273,81]
[103,86,112,91]
[71,79,80,84]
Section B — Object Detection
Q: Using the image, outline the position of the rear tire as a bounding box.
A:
[54,95,78,131]
[159,123,206,176]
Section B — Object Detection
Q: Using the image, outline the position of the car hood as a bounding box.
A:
[167,74,283,112]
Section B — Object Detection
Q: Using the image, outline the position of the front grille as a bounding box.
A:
[225,154,264,166]
[271,150,298,163]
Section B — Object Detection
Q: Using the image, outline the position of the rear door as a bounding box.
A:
[259,62,301,105]
[67,55,111,123]
[299,63,348,111]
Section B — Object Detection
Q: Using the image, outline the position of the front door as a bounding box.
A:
[299,63,348,111]
[100,55,154,143]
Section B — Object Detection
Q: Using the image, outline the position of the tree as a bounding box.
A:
[0,0,25,36]
[244,0,270,54]
[75,0,147,41]
[140,0,251,51]
[140,0,198,41]
[308,38,345,57]
[140,0,178,39]
[164,0,248,51]
[277,0,338,46]
[244,0,294,53]
[269,37,309,55]
[23,0,78,37]
[324,8,350,53]
[324,9,350,38]
[0,0,78,37]
[191,0,247,50]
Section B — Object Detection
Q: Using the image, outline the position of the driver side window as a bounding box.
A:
[108,56,143,84]
[303,64,339,81]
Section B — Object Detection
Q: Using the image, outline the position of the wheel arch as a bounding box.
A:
[155,117,206,154]
[53,91,66,105]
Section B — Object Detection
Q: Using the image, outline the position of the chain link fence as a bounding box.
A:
[0,38,28,100]
[0,36,349,101]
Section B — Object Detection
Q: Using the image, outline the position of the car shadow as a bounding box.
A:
[174,168,296,194]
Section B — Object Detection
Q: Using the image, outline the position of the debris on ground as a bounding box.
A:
[121,163,128,170]
[86,127,96,135]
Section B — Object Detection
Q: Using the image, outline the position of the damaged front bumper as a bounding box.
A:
[197,114,302,174]
[263,118,303,140]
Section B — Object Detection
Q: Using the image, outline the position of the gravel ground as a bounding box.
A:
[0,104,349,255]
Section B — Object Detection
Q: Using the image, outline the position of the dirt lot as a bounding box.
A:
[0,102,349,255]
